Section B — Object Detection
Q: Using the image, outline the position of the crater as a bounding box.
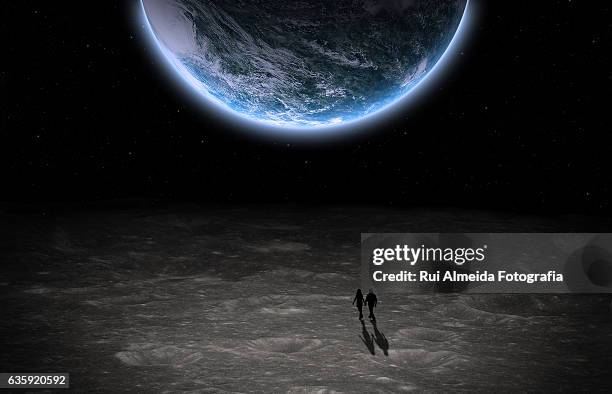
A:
[247,337,322,354]
[115,344,203,367]
[260,307,308,315]
[388,348,467,369]
[287,387,342,394]
[395,327,458,342]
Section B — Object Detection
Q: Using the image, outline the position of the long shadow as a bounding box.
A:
[371,321,389,356]
[359,320,375,355]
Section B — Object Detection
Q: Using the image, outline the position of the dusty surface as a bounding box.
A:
[1,204,611,392]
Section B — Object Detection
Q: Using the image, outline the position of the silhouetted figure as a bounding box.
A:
[352,288,365,320]
[365,289,377,321]
[359,320,375,355]
[372,321,389,356]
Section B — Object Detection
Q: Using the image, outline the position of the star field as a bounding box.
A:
[2,1,611,214]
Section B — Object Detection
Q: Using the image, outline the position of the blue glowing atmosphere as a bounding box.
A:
[139,0,473,133]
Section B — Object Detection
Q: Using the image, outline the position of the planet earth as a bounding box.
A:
[142,0,468,128]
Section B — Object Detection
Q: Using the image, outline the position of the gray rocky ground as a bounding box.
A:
[1,204,611,392]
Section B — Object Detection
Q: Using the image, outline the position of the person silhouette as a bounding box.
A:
[352,289,365,320]
[365,289,377,320]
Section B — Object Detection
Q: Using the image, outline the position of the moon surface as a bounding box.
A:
[2,205,611,391]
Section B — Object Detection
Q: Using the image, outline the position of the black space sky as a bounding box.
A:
[2,1,611,214]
